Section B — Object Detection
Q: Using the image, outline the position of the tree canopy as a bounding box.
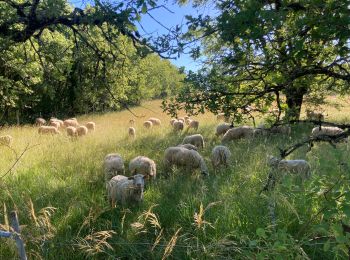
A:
[0,0,184,123]
[163,0,350,123]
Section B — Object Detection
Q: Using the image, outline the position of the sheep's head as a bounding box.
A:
[128,174,145,202]
[267,155,280,167]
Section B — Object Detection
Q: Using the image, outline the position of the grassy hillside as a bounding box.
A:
[1,98,350,259]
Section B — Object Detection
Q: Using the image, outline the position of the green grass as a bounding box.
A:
[1,99,350,259]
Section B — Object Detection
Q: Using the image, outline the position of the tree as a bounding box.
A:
[163,0,350,122]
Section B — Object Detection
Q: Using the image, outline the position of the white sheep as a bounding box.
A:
[35,118,46,126]
[66,126,77,137]
[177,143,198,151]
[148,117,161,126]
[182,134,205,149]
[107,174,145,207]
[311,126,344,138]
[85,122,95,131]
[128,127,136,139]
[221,126,254,143]
[170,119,177,126]
[76,126,88,136]
[104,153,125,182]
[177,117,185,123]
[164,146,209,176]
[188,120,199,130]
[50,121,60,129]
[270,125,291,135]
[185,118,192,125]
[129,156,156,180]
[267,156,311,180]
[64,119,79,127]
[211,145,231,169]
[216,123,232,136]
[0,135,13,146]
[38,126,60,135]
[173,121,184,132]
[143,121,153,129]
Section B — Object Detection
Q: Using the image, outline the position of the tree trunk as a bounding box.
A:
[285,87,307,120]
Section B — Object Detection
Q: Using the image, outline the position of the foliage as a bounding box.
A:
[164,0,350,122]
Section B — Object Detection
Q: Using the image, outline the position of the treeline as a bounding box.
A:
[0,7,184,124]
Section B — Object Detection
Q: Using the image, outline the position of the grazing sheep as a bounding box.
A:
[170,119,177,126]
[66,126,77,137]
[188,120,199,130]
[0,135,13,146]
[268,156,311,180]
[107,174,145,207]
[64,119,79,127]
[129,156,156,180]
[38,126,60,135]
[211,145,232,169]
[128,127,136,139]
[76,126,88,136]
[148,117,161,126]
[185,118,192,125]
[216,123,232,136]
[311,126,344,138]
[164,146,209,176]
[306,110,325,121]
[35,118,46,126]
[177,143,198,151]
[50,118,64,127]
[104,153,125,182]
[182,134,205,149]
[173,121,184,132]
[270,125,291,135]
[143,121,153,129]
[50,121,60,129]
[85,122,95,131]
[221,126,254,143]
[129,119,135,125]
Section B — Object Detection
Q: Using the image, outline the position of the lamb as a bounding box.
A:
[188,120,199,130]
[66,126,77,137]
[64,119,79,127]
[38,126,60,135]
[221,126,254,143]
[311,126,344,138]
[0,135,13,146]
[104,153,125,182]
[35,118,46,126]
[211,145,232,169]
[215,123,232,136]
[173,120,184,132]
[182,134,205,149]
[170,119,177,126]
[267,156,311,180]
[85,122,95,131]
[148,117,161,126]
[185,118,192,125]
[128,127,136,139]
[164,146,209,176]
[177,144,198,151]
[129,156,156,180]
[177,117,185,123]
[107,174,145,207]
[143,121,153,129]
[306,110,325,121]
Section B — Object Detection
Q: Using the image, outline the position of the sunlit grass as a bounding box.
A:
[0,98,350,259]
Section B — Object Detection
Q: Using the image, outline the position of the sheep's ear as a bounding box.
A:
[128,176,134,180]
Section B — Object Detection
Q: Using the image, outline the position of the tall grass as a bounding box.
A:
[1,98,350,259]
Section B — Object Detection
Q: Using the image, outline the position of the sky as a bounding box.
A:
[136,1,216,71]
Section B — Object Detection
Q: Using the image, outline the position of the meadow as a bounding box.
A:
[1,97,350,259]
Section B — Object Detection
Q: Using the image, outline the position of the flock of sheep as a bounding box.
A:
[103,112,345,208]
[0,109,344,209]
